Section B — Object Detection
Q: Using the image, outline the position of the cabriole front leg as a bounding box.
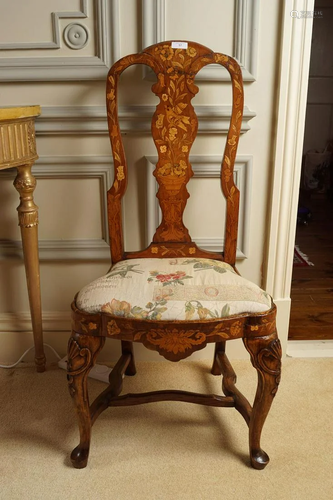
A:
[243,332,282,470]
[67,333,105,469]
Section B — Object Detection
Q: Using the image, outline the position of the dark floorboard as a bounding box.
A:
[289,192,333,340]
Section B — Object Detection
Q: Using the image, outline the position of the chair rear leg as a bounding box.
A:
[211,341,226,375]
[121,340,137,376]
[67,333,105,469]
[243,332,282,469]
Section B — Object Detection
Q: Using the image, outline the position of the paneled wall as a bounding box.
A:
[0,0,283,363]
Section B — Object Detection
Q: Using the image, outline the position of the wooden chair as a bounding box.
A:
[67,41,281,470]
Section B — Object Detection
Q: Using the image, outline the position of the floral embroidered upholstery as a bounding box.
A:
[76,258,272,321]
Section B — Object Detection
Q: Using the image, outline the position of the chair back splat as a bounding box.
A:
[67,41,281,471]
[106,41,243,266]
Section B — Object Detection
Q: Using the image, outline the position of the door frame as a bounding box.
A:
[264,0,315,354]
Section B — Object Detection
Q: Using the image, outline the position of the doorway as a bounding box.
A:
[289,2,333,341]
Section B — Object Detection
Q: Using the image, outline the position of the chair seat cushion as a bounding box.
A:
[76,257,272,321]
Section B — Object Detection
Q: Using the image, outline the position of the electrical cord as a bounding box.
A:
[0,343,62,369]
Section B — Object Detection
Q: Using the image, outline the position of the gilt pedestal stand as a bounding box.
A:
[0,106,46,372]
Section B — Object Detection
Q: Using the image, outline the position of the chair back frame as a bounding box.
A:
[106,41,244,266]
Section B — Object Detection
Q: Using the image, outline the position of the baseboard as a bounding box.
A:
[0,311,71,332]
[287,340,333,358]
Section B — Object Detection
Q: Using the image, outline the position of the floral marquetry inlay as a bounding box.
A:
[135,328,207,355]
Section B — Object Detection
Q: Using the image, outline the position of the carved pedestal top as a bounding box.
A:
[0,105,41,170]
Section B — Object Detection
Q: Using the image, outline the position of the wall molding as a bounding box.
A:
[0,311,71,333]
[35,105,256,135]
[0,0,120,81]
[142,0,259,81]
[0,156,113,261]
[145,155,252,259]
[0,238,110,262]
[0,0,88,50]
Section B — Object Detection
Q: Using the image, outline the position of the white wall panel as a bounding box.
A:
[0,0,94,52]
[142,0,259,81]
[0,0,120,81]
[165,0,235,52]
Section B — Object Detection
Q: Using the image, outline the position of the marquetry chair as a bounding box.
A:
[67,41,281,470]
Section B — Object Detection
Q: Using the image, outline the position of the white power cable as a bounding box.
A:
[0,343,112,383]
[0,343,62,369]
[43,343,62,360]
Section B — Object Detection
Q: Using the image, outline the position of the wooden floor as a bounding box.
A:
[289,192,333,340]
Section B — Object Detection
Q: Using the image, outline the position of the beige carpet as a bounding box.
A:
[0,357,332,500]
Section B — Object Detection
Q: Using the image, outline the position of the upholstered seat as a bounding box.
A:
[77,258,272,320]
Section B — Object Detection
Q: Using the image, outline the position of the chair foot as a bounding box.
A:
[250,449,270,470]
[71,445,89,469]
